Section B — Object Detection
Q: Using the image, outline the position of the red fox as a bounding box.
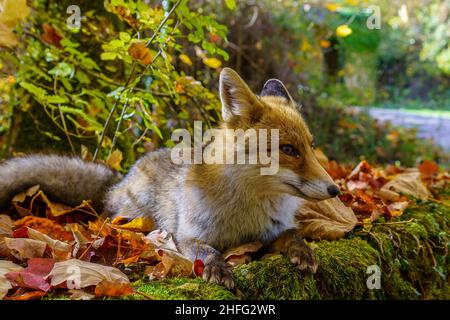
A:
[0,68,339,289]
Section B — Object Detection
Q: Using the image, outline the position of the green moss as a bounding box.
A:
[133,278,237,300]
[233,254,319,299]
[314,238,382,299]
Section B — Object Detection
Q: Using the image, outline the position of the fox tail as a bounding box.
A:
[0,154,120,209]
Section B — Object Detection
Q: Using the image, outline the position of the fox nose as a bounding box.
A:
[327,185,340,197]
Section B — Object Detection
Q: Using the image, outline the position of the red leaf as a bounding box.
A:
[418,160,439,179]
[5,258,55,291]
[193,259,204,277]
[12,226,29,238]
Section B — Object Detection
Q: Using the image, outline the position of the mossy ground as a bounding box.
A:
[133,200,448,300]
[47,199,448,300]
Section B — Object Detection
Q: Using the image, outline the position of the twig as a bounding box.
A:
[79,217,109,260]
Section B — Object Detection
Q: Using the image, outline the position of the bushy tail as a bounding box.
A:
[0,154,120,209]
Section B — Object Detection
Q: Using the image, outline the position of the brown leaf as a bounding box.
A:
[94,279,134,297]
[222,241,263,266]
[26,227,72,259]
[68,289,95,300]
[296,197,358,240]
[418,160,439,179]
[4,237,47,261]
[0,260,24,299]
[3,290,46,300]
[380,172,430,201]
[48,259,129,289]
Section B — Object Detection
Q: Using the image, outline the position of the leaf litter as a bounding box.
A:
[0,157,448,299]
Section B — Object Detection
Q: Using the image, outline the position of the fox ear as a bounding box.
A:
[260,79,294,104]
[219,68,263,122]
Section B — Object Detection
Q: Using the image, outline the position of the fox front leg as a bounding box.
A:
[177,239,235,289]
[267,229,318,273]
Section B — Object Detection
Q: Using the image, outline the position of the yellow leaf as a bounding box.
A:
[319,39,331,48]
[0,0,29,47]
[325,3,340,12]
[0,0,30,28]
[202,57,222,69]
[336,25,353,37]
[179,54,192,66]
[111,216,155,232]
[106,149,123,171]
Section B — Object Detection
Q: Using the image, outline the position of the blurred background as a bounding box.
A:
[0,0,449,168]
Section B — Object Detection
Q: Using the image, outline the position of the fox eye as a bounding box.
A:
[280,144,300,158]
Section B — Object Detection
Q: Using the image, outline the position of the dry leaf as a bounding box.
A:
[380,172,430,201]
[111,216,155,233]
[26,227,72,259]
[418,160,439,179]
[4,237,47,261]
[94,279,134,297]
[5,258,55,291]
[145,229,178,251]
[3,290,46,300]
[0,260,24,299]
[68,289,95,300]
[222,241,262,266]
[296,197,358,240]
[48,259,129,289]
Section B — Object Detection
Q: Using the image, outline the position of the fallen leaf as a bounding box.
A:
[145,229,177,251]
[418,160,439,179]
[94,279,134,297]
[380,172,430,201]
[296,197,358,240]
[0,214,13,257]
[26,227,72,259]
[3,290,46,300]
[5,258,55,291]
[111,216,155,233]
[0,260,24,299]
[15,216,73,242]
[48,259,129,289]
[222,241,263,266]
[4,237,47,261]
[68,289,95,300]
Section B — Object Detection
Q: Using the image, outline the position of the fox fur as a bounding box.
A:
[0,68,339,288]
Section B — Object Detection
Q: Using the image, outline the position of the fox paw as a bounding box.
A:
[287,242,318,273]
[202,260,235,290]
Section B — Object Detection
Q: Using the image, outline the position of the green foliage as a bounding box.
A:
[0,0,229,164]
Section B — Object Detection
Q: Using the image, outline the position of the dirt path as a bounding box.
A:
[352,107,450,151]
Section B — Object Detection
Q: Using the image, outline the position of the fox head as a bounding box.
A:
[219,67,339,201]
